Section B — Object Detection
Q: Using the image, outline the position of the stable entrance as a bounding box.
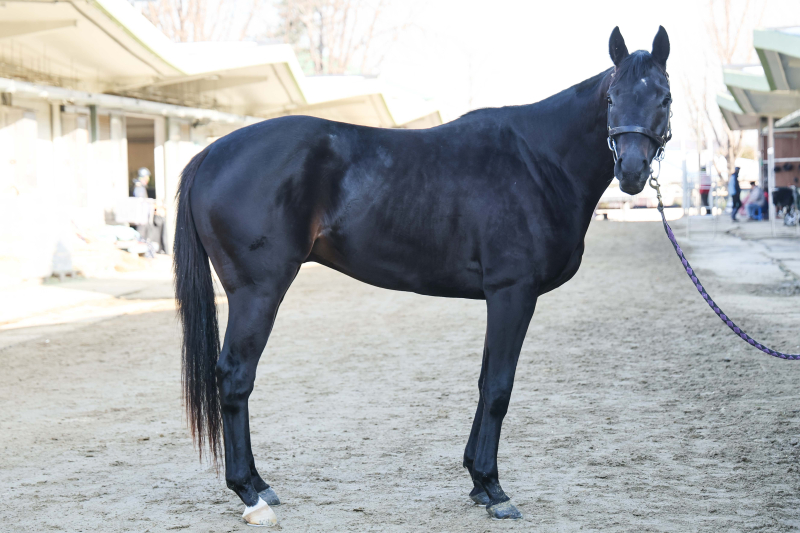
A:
[126,116,156,199]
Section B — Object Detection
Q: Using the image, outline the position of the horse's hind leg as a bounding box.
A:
[247,429,280,505]
[241,288,290,506]
[217,266,298,525]
[244,291,283,507]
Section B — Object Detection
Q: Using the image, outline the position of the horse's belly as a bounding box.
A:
[308,232,485,299]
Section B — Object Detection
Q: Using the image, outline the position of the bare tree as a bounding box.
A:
[700,0,766,180]
[707,0,765,65]
[681,75,711,170]
[682,67,746,180]
[273,0,411,75]
[138,0,266,42]
[136,0,412,75]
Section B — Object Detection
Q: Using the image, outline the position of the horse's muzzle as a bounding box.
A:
[616,157,649,195]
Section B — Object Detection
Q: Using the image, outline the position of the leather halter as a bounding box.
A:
[607,125,669,146]
[606,70,672,164]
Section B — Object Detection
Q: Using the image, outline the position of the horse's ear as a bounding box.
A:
[651,26,670,68]
[609,26,629,67]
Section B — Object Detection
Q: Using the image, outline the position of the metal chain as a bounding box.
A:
[649,177,800,360]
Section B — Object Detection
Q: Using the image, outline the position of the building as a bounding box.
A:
[0,0,442,279]
[718,27,800,190]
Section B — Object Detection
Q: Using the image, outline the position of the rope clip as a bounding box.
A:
[649,175,664,212]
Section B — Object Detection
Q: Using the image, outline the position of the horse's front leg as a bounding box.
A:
[463,345,490,506]
[472,281,537,520]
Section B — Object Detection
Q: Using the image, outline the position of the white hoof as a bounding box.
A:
[242,498,278,527]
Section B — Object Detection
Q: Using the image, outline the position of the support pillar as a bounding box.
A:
[768,116,775,237]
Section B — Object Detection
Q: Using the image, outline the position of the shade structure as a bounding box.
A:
[754,27,800,92]
[0,0,442,128]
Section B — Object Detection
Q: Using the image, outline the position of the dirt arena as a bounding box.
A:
[2,220,799,532]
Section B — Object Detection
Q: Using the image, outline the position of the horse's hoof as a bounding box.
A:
[242,498,278,527]
[258,487,281,506]
[469,490,490,506]
[486,500,522,520]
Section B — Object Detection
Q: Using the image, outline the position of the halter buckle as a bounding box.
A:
[607,136,619,163]
[650,157,662,181]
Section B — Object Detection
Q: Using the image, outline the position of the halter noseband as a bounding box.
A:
[606,70,672,169]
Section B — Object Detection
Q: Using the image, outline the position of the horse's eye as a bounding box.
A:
[607,96,613,105]
[662,96,672,107]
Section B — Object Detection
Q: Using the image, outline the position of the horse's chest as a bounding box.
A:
[539,240,585,295]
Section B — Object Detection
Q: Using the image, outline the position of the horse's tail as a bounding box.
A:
[172,148,222,466]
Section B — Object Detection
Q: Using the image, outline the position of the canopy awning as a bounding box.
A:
[717,92,762,130]
[776,107,800,128]
[754,27,800,92]
[1,0,442,128]
[723,67,800,118]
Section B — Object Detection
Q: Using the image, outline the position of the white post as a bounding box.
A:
[768,117,776,237]
[684,141,691,239]
[163,117,183,252]
[681,141,688,217]
[110,114,127,208]
[708,157,715,217]
[50,102,62,181]
[154,117,166,204]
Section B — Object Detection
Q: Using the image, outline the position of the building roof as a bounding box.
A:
[719,28,800,131]
[0,0,441,128]
[754,27,800,92]
[717,92,761,130]
[723,65,800,118]
[776,107,800,128]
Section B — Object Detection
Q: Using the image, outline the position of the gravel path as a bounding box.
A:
[1,220,799,532]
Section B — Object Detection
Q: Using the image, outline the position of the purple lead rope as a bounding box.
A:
[656,200,800,360]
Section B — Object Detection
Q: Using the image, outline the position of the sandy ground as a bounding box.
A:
[2,219,800,532]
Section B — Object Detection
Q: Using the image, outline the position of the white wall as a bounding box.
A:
[163,118,202,251]
[0,95,217,280]
[0,100,132,279]
[0,98,60,279]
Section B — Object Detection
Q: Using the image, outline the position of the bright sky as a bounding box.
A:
[376,0,800,141]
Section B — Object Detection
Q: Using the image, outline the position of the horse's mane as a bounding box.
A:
[612,51,666,83]
[574,69,612,95]
[460,105,511,119]
[460,69,611,120]
[459,52,665,121]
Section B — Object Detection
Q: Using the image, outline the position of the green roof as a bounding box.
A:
[719,28,800,130]
[753,28,800,91]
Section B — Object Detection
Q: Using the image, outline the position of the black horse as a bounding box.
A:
[174,26,672,524]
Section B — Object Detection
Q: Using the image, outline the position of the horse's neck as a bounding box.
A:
[514,72,615,227]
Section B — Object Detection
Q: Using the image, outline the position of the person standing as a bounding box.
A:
[699,166,711,215]
[133,167,151,198]
[132,167,153,243]
[728,166,742,221]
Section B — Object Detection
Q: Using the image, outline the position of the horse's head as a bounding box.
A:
[607,26,672,195]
